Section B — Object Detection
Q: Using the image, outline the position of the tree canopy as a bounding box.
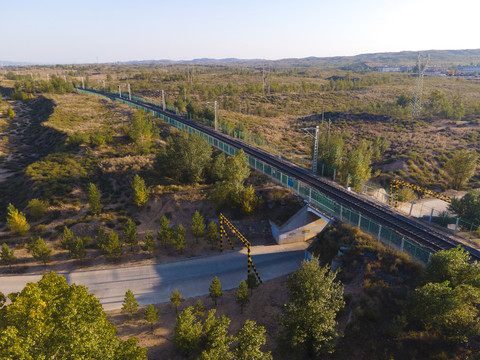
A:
[155,132,212,183]
[0,272,146,359]
[444,150,478,189]
[279,259,345,358]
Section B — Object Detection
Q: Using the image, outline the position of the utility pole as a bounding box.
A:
[268,66,271,94]
[103,80,106,92]
[161,90,165,111]
[321,106,325,125]
[81,77,84,89]
[214,100,218,131]
[118,85,121,98]
[302,125,320,174]
[262,68,265,93]
[327,119,332,146]
[127,83,131,100]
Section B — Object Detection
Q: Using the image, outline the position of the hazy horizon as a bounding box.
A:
[2,0,479,64]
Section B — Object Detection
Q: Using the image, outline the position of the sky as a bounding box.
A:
[1,0,479,64]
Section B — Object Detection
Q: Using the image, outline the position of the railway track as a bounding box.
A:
[80,88,480,262]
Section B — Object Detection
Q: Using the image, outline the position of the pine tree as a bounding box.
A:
[31,237,52,265]
[173,224,186,251]
[87,183,102,215]
[205,221,219,249]
[6,203,30,235]
[144,304,159,331]
[124,218,138,251]
[61,226,74,250]
[121,289,139,318]
[209,276,223,305]
[174,306,203,356]
[132,174,149,207]
[95,227,109,250]
[190,210,204,244]
[0,243,16,266]
[194,299,205,317]
[169,288,185,314]
[247,273,259,295]
[234,320,272,360]
[70,237,86,260]
[104,231,122,259]
[141,231,156,255]
[235,280,249,314]
[157,215,172,247]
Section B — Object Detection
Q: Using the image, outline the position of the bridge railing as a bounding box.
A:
[79,87,434,264]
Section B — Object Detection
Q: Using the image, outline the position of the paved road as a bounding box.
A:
[0,243,308,311]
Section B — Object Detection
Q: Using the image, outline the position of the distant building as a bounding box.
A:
[456,66,480,76]
[377,66,401,73]
[424,66,446,77]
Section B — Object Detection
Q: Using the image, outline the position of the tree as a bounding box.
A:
[26,198,48,219]
[173,224,186,251]
[317,132,344,170]
[61,225,74,250]
[0,243,16,266]
[199,312,235,360]
[132,174,149,207]
[247,273,259,295]
[448,190,480,225]
[124,218,138,251]
[425,246,480,288]
[0,272,146,359]
[157,215,172,247]
[444,150,478,190]
[70,237,86,260]
[235,280,250,313]
[191,210,204,243]
[141,231,156,255]
[174,306,203,356]
[209,276,223,305]
[104,231,122,259]
[409,281,480,344]
[205,221,219,249]
[234,320,272,360]
[121,289,139,318]
[279,259,345,358]
[7,106,15,119]
[31,237,52,265]
[155,132,212,183]
[128,110,158,153]
[95,226,109,250]
[224,148,250,186]
[194,299,205,317]
[6,203,30,235]
[169,288,185,313]
[144,304,159,331]
[87,183,102,215]
[212,152,227,181]
[212,150,260,213]
[340,142,372,190]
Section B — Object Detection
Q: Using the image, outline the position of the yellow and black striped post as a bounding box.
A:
[219,213,263,284]
[219,218,223,252]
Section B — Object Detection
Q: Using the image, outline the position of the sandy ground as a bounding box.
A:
[109,275,290,360]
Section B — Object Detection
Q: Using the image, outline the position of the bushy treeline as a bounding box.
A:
[10,75,74,101]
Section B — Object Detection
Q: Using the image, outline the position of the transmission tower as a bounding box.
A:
[411,53,430,121]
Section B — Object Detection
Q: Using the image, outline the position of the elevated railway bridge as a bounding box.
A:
[76,87,480,264]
